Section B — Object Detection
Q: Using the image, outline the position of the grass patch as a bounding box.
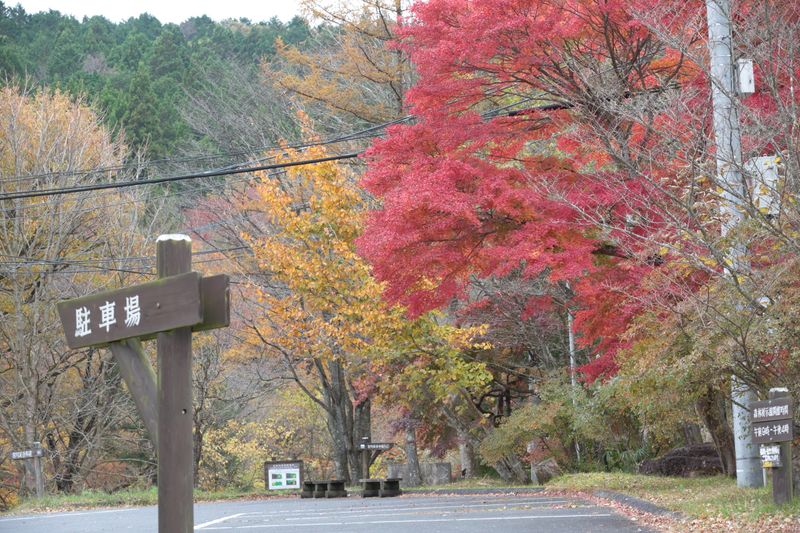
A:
[546,472,800,521]
[10,487,159,514]
[7,486,278,515]
[406,476,532,492]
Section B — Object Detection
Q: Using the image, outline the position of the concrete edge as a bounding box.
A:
[403,487,545,496]
[592,490,685,520]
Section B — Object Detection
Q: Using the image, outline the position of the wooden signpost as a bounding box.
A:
[358,437,393,480]
[9,441,44,498]
[751,389,794,505]
[58,235,229,533]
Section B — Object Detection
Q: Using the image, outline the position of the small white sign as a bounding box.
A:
[760,444,781,468]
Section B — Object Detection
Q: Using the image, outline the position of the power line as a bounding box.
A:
[0,152,361,201]
[0,116,410,186]
[0,251,252,276]
[0,95,569,206]
[0,96,560,205]
[0,245,250,267]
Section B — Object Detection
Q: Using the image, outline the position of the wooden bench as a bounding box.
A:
[380,478,402,497]
[300,481,315,498]
[360,478,402,498]
[303,479,347,498]
[325,479,347,498]
[360,478,382,497]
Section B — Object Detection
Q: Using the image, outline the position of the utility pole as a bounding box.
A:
[705,0,762,487]
[567,306,581,465]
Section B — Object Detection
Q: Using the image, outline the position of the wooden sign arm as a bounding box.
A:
[110,338,158,449]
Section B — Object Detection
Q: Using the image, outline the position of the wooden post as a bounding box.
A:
[157,235,194,533]
[769,388,793,505]
[32,441,43,499]
[109,339,158,449]
[57,235,229,531]
[361,437,370,480]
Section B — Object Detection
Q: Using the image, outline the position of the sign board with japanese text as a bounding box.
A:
[57,272,202,349]
[10,448,44,460]
[358,442,393,451]
[751,397,794,445]
[264,461,303,490]
[55,235,232,532]
[751,398,793,423]
[752,419,794,444]
[760,444,782,468]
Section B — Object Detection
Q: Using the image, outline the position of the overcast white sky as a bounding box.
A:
[9,1,302,24]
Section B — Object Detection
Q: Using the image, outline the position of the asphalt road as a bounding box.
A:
[0,492,654,532]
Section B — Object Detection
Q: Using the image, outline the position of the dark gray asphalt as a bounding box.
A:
[0,493,655,532]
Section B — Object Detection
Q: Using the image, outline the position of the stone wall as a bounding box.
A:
[387,462,452,486]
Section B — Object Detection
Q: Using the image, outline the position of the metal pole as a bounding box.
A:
[705,0,762,487]
[156,234,194,532]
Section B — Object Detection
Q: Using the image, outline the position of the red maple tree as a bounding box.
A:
[357,0,800,381]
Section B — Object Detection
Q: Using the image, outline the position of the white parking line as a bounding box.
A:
[201,513,614,529]
[278,499,574,519]
[195,513,248,529]
[244,498,571,518]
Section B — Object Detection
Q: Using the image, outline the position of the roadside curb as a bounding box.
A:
[593,490,685,520]
[403,487,545,496]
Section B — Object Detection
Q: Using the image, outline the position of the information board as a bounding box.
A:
[751,397,795,444]
[264,461,303,490]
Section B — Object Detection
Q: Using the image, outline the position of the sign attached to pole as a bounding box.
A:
[754,389,795,505]
[57,235,231,533]
[57,272,203,349]
[358,442,393,451]
[9,448,44,460]
[760,444,782,468]
[10,442,45,498]
[751,397,794,445]
[264,461,303,490]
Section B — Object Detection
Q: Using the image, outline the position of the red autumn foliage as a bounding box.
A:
[357,0,800,382]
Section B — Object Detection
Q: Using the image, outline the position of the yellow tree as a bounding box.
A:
[0,85,150,495]
[262,0,429,477]
[266,0,410,127]
[236,139,383,481]
[216,129,486,482]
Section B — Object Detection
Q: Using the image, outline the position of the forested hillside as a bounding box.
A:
[0,2,309,159]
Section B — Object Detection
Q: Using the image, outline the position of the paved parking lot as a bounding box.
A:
[0,492,654,532]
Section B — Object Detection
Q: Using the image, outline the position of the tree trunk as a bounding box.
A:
[323,362,352,480]
[23,421,37,495]
[348,397,371,481]
[457,429,478,478]
[193,428,204,487]
[403,424,422,486]
[695,385,736,476]
[318,359,371,483]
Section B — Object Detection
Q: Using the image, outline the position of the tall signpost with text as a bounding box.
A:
[57,235,229,533]
[751,388,794,505]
